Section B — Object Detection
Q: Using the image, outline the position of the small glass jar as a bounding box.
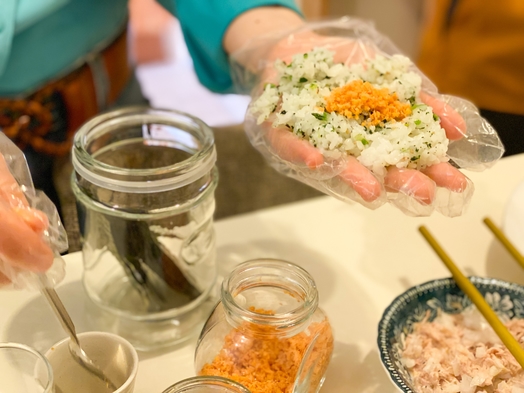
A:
[162,376,251,393]
[0,342,54,392]
[195,259,334,393]
[72,107,218,350]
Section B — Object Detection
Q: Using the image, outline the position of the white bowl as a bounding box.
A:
[45,332,138,393]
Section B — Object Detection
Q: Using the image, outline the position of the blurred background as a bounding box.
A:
[128,0,424,129]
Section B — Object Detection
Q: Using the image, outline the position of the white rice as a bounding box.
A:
[250,48,449,178]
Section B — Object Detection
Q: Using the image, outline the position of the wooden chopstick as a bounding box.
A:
[418,225,524,368]
[483,217,524,270]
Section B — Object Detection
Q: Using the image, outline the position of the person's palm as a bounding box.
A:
[256,33,469,205]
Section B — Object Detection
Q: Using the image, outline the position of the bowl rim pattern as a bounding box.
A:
[377,276,524,393]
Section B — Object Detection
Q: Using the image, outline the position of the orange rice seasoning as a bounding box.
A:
[325,79,412,127]
[199,310,334,393]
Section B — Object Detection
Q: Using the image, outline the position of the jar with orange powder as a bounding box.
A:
[162,376,251,393]
[195,259,334,393]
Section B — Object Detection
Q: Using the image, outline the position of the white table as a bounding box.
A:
[2,154,524,393]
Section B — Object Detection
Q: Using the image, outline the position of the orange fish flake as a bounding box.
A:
[325,80,412,127]
[200,313,334,393]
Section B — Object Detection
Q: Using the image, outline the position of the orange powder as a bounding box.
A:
[199,311,334,393]
[325,80,412,127]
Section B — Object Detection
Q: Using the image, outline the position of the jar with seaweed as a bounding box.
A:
[162,376,251,393]
[72,107,218,350]
[195,259,334,393]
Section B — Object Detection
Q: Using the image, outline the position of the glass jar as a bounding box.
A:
[0,342,54,392]
[162,376,251,393]
[72,107,218,350]
[195,259,334,393]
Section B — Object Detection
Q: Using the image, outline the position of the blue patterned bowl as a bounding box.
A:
[377,276,524,393]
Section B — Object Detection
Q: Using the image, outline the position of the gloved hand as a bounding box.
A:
[231,18,504,217]
[0,154,54,285]
[0,133,66,288]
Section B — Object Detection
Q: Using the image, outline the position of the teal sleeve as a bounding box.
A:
[158,0,301,93]
[15,0,69,34]
[0,0,17,76]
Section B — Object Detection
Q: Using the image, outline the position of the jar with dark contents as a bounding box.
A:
[195,259,334,393]
[72,107,218,350]
[162,376,251,393]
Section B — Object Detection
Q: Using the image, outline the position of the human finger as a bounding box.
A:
[421,162,468,192]
[12,207,49,234]
[266,125,324,169]
[0,154,48,234]
[0,203,54,272]
[0,154,29,208]
[384,167,436,205]
[420,92,466,141]
[338,156,383,202]
[0,270,10,286]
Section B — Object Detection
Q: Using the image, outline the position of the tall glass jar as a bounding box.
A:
[195,259,334,393]
[72,107,218,350]
[162,376,251,393]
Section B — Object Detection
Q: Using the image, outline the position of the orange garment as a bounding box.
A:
[417,0,524,115]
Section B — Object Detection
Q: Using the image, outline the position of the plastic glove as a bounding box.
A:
[0,133,66,288]
[231,18,504,217]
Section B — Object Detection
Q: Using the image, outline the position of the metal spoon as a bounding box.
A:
[38,276,118,391]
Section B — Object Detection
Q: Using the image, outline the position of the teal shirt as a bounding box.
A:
[0,0,300,97]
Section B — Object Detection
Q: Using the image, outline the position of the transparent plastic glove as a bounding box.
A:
[231,18,504,217]
[0,133,67,289]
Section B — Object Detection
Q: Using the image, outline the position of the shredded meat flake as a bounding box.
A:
[401,308,524,393]
[325,80,412,127]
[200,309,333,393]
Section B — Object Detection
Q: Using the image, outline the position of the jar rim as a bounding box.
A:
[161,376,251,393]
[0,342,54,392]
[221,259,319,329]
[72,106,216,193]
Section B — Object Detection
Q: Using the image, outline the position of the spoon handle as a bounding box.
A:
[37,274,119,391]
[40,286,81,348]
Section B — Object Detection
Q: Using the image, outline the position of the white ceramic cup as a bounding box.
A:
[45,332,138,393]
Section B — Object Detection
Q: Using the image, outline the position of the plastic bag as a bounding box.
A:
[0,133,67,289]
[231,17,504,217]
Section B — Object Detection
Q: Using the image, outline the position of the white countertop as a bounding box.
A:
[2,154,524,393]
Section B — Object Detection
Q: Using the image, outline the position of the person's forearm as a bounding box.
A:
[223,6,305,55]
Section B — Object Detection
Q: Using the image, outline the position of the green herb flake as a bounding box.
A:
[433,113,440,121]
[280,110,287,115]
[312,112,328,121]
[299,77,308,83]
[414,120,422,126]
[410,155,420,161]
[303,53,308,59]
[361,139,369,146]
